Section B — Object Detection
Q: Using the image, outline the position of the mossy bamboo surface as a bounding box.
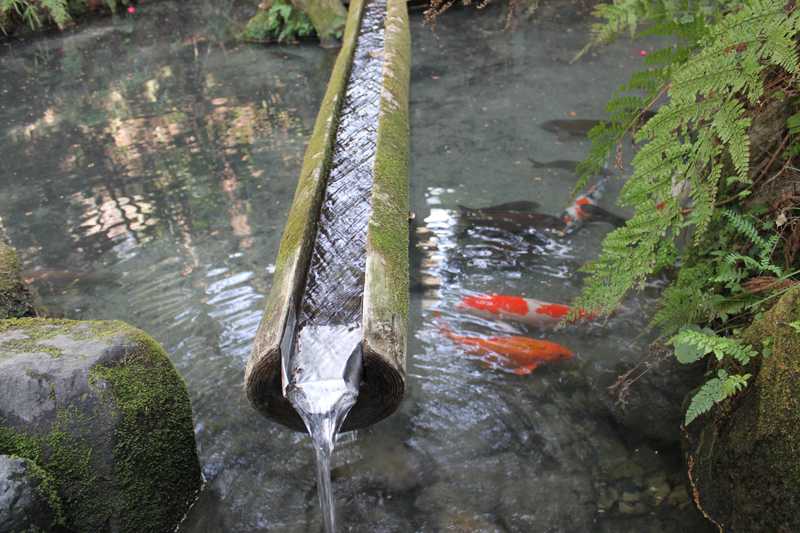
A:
[245,0,410,432]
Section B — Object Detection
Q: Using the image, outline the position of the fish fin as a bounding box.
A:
[513,364,539,376]
[579,205,627,227]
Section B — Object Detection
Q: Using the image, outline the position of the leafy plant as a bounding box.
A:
[241,0,315,44]
[684,368,750,424]
[0,0,129,33]
[574,0,800,423]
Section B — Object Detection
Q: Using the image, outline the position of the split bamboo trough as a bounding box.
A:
[244,0,410,432]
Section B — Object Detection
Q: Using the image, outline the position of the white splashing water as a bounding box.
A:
[284,325,362,533]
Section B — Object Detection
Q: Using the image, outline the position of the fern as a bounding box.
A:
[0,0,72,30]
[242,0,315,43]
[671,326,758,364]
[685,369,751,424]
[575,0,800,314]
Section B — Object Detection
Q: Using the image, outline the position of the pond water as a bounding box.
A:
[0,1,713,531]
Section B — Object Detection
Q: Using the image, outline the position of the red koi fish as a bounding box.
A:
[440,322,574,375]
[457,293,595,327]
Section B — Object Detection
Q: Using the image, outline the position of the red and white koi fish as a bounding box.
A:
[440,322,574,375]
[457,293,595,327]
[560,178,614,232]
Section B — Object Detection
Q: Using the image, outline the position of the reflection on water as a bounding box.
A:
[0,1,712,532]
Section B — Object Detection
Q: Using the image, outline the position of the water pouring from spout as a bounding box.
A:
[284,325,363,533]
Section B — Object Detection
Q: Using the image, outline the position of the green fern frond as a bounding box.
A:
[671,327,758,364]
[685,369,750,425]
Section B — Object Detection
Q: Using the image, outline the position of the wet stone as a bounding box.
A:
[498,471,596,532]
[644,476,672,506]
[666,484,690,508]
[0,455,59,532]
[0,319,201,532]
[596,484,620,512]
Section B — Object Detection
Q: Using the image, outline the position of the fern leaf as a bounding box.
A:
[685,369,750,425]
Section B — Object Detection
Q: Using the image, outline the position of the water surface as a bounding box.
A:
[0,2,712,531]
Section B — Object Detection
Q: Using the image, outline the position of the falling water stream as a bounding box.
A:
[283,326,363,533]
[281,0,387,530]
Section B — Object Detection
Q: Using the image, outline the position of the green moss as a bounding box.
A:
[0,425,41,463]
[0,318,127,358]
[25,450,67,527]
[241,0,316,44]
[88,330,201,533]
[736,287,800,481]
[688,287,800,530]
[367,0,411,320]
[1,321,200,532]
[0,243,35,320]
[0,414,88,530]
[292,0,346,44]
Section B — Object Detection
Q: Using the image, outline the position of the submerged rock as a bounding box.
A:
[601,345,705,444]
[685,287,800,532]
[0,318,202,533]
[0,454,63,532]
[0,241,35,319]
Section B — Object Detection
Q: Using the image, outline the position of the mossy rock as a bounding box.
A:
[0,318,202,533]
[0,242,35,320]
[0,454,64,532]
[602,345,706,444]
[685,287,800,532]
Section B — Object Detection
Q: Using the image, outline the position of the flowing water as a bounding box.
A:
[284,0,386,529]
[0,1,714,531]
[284,325,363,533]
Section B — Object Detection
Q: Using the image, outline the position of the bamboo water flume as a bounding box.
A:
[244,0,410,529]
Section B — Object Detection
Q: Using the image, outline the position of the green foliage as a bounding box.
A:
[684,368,750,424]
[576,0,800,315]
[573,0,739,62]
[575,0,800,425]
[242,0,315,43]
[0,0,129,33]
[672,326,758,365]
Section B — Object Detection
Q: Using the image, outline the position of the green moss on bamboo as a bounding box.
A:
[368,0,411,319]
[263,0,366,330]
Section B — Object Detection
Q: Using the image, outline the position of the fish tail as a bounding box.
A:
[437,320,458,342]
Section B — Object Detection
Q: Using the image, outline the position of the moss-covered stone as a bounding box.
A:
[685,286,800,532]
[0,319,201,533]
[291,0,346,45]
[0,454,65,531]
[241,0,316,44]
[0,242,36,320]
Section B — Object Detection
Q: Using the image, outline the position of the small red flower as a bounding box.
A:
[127,5,136,14]
[639,49,648,57]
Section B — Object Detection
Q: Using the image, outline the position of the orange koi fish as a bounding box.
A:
[457,293,595,327]
[440,322,574,375]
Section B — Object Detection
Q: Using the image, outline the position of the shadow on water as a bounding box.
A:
[0,0,714,531]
